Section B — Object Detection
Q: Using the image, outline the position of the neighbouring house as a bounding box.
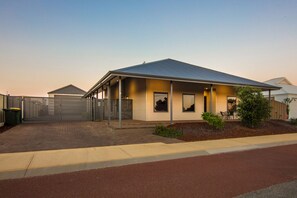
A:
[48,84,86,98]
[84,59,279,125]
[47,84,86,116]
[263,77,297,119]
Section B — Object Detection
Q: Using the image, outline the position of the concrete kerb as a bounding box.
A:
[0,133,297,180]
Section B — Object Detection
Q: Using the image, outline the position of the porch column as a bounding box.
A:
[101,86,104,121]
[210,84,213,113]
[268,89,271,119]
[118,77,122,128]
[90,94,93,121]
[170,81,173,125]
[92,93,95,121]
[95,90,99,121]
[107,82,111,126]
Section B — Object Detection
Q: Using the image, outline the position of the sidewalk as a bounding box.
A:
[1,133,297,180]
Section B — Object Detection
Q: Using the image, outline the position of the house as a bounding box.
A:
[47,84,86,116]
[263,77,297,119]
[84,59,278,126]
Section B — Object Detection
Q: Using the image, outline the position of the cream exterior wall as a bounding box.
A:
[125,78,147,121]
[145,79,206,121]
[214,85,237,113]
[110,78,237,121]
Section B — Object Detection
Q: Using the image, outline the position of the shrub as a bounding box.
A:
[154,125,183,138]
[237,87,271,128]
[201,112,224,130]
[290,118,297,125]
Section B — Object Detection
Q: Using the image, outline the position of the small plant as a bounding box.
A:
[154,125,183,138]
[290,118,297,125]
[201,112,224,130]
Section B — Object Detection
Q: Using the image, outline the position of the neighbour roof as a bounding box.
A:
[264,77,297,95]
[48,84,86,95]
[85,58,279,97]
[265,77,292,86]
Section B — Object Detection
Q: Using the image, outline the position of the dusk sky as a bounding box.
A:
[1,0,297,96]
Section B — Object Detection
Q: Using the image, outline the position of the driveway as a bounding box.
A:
[0,122,182,153]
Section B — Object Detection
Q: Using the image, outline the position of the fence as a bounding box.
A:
[1,93,287,123]
[23,96,92,121]
[0,94,7,126]
[91,99,132,121]
[270,100,287,120]
[2,95,133,122]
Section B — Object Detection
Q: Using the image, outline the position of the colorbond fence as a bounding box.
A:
[270,100,287,120]
[23,96,92,121]
[2,95,133,122]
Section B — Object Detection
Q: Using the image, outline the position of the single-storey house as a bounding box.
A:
[263,77,297,119]
[84,59,278,127]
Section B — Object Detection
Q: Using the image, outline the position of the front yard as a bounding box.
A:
[171,120,297,141]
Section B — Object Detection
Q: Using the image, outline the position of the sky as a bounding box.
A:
[1,0,297,96]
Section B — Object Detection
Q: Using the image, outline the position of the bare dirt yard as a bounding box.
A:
[173,120,297,141]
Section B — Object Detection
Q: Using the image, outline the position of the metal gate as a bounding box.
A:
[92,99,133,121]
[23,96,92,121]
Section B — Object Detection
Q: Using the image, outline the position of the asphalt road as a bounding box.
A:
[1,144,297,198]
[237,179,297,198]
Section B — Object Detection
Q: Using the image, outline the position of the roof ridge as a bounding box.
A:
[48,84,86,94]
[112,58,171,72]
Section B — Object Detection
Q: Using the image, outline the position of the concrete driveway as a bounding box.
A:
[0,121,181,153]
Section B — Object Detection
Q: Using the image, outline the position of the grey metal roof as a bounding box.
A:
[48,84,86,95]
[84,58,279,97]
[264,77,297,95]
[113,59,278,89]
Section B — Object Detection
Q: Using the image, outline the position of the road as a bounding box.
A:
[1,144,297,198]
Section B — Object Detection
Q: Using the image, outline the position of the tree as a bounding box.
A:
[283,98,293,118]
[237,87,271,128]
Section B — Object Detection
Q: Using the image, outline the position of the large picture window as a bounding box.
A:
[154,92,168,112]
[227,96,237,115]
[183,94,195,112]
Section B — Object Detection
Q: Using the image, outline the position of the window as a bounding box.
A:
[227,96,237,115]
[183,94,195,112]
[154,92,168,112]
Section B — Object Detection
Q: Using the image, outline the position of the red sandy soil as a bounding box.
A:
[173,120,297,141]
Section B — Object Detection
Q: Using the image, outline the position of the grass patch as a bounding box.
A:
[154,125,183,138]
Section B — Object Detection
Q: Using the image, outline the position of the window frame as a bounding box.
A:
[182,93,195,113]
[153,92,168,112]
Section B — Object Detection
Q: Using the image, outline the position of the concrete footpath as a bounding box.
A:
[1,133,297,180]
